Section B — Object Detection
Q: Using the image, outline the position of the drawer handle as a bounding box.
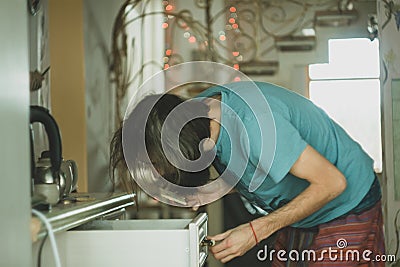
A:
[201,238,215,247]
[199,252,207,267]
[198,227,205,242]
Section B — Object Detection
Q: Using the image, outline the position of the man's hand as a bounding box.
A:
[208,223,257,263]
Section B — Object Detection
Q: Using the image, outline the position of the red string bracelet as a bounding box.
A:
[249,221,259,245]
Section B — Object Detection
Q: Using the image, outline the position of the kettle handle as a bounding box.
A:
[30,106,62,174]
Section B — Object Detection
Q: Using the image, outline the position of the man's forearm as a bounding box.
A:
[251,182,344,242]
[251,145,347,242]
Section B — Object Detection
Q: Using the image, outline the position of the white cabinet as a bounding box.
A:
[39,213,209,267]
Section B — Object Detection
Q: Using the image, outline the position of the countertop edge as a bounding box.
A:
[33,192,136,240]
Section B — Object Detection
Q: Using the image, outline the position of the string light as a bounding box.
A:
[164,49,172,68]
[163,1,171,29]
[232,51,239,57]
[234,76,241,81]
[233,64,239,70]
[228,5,238,31]
[165,4,173,11]
[179,22,188,28]
[218,31,226,41]
[188,36,196,43]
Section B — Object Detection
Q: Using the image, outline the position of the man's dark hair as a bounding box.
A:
[110,93,211,193]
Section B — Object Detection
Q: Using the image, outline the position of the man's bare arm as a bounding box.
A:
[251,144,347,241]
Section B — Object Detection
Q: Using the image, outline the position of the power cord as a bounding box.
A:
[32,209,62,267]
[37,231,48,267]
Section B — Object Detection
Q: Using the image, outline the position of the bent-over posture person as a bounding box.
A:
[110,81,385,266]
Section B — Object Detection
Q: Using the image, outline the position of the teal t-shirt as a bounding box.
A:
[197,81,375,228]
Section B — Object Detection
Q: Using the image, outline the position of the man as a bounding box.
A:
[110,81,384,266]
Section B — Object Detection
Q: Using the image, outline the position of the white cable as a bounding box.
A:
[32,209,62,267]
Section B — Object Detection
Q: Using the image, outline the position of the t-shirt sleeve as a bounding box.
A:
[263,112,307,184]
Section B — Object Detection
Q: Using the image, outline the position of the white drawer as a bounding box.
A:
[39,213,209,267]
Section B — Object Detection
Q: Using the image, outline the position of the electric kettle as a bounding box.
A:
[30,106,78,206]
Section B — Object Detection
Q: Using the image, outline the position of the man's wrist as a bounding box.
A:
[251,215,281,242]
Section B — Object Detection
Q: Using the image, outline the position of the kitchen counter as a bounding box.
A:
[32,192,135,240]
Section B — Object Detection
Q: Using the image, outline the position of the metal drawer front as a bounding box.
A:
[39,213,208,267]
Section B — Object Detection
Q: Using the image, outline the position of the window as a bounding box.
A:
[309,38,381,172]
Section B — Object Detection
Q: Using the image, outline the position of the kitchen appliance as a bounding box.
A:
[60,159,78,196]
[30,106,77,206]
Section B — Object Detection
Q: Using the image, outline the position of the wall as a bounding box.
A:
[169,1,376,97]
[377,0,400,260]
[256,1,377,95]
[49,0,88,192]
[83,0,164,192]
[83,0,125,192]
[29,0,52,162]
[0,1,32,266]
